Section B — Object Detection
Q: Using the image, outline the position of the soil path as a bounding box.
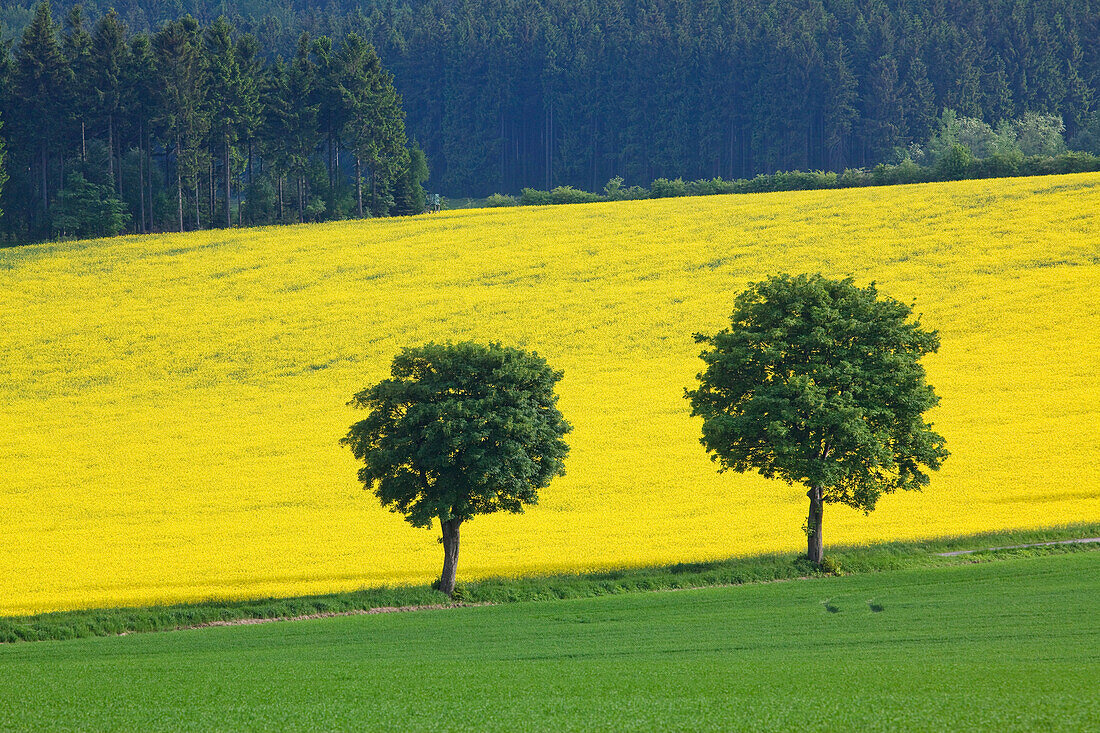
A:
[935,537,1100,557]
[150,602,493,634]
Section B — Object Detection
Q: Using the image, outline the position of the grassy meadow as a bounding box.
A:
[1,551,1097,730]
[1,173,1098,614]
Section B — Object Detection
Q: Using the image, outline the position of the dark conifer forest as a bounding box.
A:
[0,1,423,242]
[1,0,1099,241]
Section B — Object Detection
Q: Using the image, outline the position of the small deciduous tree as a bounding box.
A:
[342,342,571,596]
[686,273,948,565]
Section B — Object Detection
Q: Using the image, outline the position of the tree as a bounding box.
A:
[90,10,129,194]
[50,170,129,238]
[392,140,429,215]
[1013,112,1066,157]
[342,342,571,596]
[686,273,948,565]
[62,5,93,164]
[204,16,248,228]
[13,1,69,229]
[339,32,407,217]
[0,112,7,223]
[153,16,208,232]
[124,32,158,233]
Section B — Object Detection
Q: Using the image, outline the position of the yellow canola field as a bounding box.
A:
[2,174,1099,615]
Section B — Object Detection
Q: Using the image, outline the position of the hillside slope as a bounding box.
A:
[1,174,1098,613]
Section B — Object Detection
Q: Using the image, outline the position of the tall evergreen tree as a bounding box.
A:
[153,16,208,232]
[204,15,246,228]
[124,31,157,233]
[339,32,406,217]
[0,43,12,236]
[257,55,289,221]
[62,5,93,164]
[13,1,70,230]
[311,33,347,214]
[279,33,319,221]
[234,31,263,209]
[0,112,8,224]
[90,10,128,192]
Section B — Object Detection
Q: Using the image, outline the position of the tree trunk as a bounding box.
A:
[355,154,363,218]
[176,138,184,233]
[297,175,304,221]
[806,485,824,564]
[41,146,48,212]
[138,127,146,234]
[370,168,377,215]
[147,132,155,232]
[107,115,114,187]
[208,159,215,224]
[439,517,461,597]
[225,136,232,228]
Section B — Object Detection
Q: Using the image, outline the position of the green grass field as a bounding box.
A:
[3,551,1097,731]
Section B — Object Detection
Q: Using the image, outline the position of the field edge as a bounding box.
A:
[4,521,1097,644]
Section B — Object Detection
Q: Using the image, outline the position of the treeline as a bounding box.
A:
[492,109,1100,205]
[0,1,425,244]
[3,0,1098,198]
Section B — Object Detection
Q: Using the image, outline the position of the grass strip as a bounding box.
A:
[4,521,1098,643]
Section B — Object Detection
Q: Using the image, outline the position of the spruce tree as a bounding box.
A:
[13,1,69,229]
[204,16,245,228]
[0,112,8,224]
[124,33,157,233]
[234,31,263,224]
[283,33,319,221]
[311,34,347,216]
[339,33,407,217]
[62,5,93,165]
[90,10,129,193]
[153,16,208,232]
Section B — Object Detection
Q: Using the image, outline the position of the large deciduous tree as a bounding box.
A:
[686,273,948,564]
[342,342,571,597]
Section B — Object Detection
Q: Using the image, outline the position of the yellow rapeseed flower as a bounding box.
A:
[1,173,1097,614]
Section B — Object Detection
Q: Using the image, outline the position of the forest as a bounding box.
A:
[0,2,425,243]
[2,0,1100,241]
[4,0,1099,200]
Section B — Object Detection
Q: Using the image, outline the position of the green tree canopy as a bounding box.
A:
[686,273,948,564]
[342,342,571,596]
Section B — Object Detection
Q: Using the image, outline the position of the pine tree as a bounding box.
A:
[124,33,158,233]
[0,112,8,225]
[153,16,208,232]
[283,33,319,221]
[258,56,293,221]
[392,140,428,215]
[62,5,93,165]
[311,34,347,216]
[204,16,246,228]
[0,43,12,237]
[13,1,70,230]
[90,10,129,193]
[339,32,407,217]
[234,31,263,224]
